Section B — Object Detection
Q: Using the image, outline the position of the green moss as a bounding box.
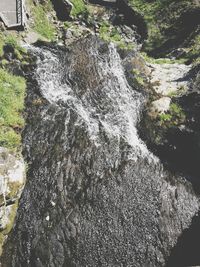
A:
[0,128,21,149]
[70,0,88,18]
[32,3,56,41]
[158,113,172,122]
[0,202,18,256]
[170,103,183,115]
[0,69,26,150]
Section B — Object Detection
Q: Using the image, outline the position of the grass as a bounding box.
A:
[0,68,26,150]
[141,52,187,65]
[70,0,88,18]
[32,2,56,41]
[0,33,27,60]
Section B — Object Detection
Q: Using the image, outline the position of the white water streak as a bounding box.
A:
[30,43,157,161]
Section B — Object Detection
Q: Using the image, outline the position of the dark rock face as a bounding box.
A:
[51,0,72,21]
[1,37,200,266]
[116,0,148,40]
[149,4,200,58]
[140,65,200,191]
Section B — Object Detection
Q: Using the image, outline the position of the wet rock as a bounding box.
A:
[140,63,200,190]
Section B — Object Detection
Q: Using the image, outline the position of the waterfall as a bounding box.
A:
[30,40,153,161]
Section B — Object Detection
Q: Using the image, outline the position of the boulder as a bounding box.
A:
[0,147,25,255]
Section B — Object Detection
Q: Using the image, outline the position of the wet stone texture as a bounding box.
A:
[1,37,200,267]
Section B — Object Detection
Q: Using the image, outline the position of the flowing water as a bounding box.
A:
[31,41,152,159]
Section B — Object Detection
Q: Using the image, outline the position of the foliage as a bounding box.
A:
[0,33,26,60]
[158,113,172,122]
[70,0,88,18]
[32,3,56,41]
[0,69,26,149]
[158,102,185,126]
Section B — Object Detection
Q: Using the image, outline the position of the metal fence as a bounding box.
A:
[16,0,22,25]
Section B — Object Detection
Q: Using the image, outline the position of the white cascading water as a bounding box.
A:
[30,42,156,162]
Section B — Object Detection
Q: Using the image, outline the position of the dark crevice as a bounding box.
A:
[166,212,200,267]
[51,0,71,21]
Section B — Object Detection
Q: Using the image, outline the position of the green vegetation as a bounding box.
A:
[0,69,26,150]
[132,68,145,86]
[158,113,172,122]
[70,0,88,18]
[32,2,56,41]
[158,102,185,126]
[99,22,134,50]
[141,52,187,65]
[0,33,26,60]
